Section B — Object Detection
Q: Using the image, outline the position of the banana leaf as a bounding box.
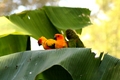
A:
[0,48,101,80]
[0,35,29,56]
[92,54,120,80]
[44,6,91,29]
[0,48,120,80]
[0,17,30,38]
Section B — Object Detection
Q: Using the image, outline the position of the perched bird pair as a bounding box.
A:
[38,34,67,50]
[38,29,85,50]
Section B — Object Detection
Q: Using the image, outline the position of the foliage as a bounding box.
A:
[0,6,120,80]
[0,48,101,80]
[0,6,91,56]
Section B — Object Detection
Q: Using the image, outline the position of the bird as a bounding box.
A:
[38,36,56,50]
[54,34,68,49]
[65,29,85,48]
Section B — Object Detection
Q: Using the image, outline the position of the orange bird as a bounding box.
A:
[38,36,56,50]
[54,34,68,49]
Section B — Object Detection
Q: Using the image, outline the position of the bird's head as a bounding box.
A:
[54,34,64,40]
[66,29,77,39]
[38,36,47,46]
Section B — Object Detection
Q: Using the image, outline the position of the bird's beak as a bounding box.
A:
[38,43,41,46]
[38,41,41,46]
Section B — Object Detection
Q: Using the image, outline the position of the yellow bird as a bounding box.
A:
[38,36,56,50]
[54,34,68,49]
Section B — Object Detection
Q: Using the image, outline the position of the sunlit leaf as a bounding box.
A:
[0,17,30,38]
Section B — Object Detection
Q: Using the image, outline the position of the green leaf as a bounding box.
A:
[0,48,102,80]
[0,35,28,56]
[92,54,120,80]
[0,6,91,39]
[44,6,92,29]
[8,9,59,39]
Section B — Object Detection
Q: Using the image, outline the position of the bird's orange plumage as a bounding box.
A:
[54,34,68,49]
[38,36,50,49]
[38,34,68,50]
[38,36,56,50]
